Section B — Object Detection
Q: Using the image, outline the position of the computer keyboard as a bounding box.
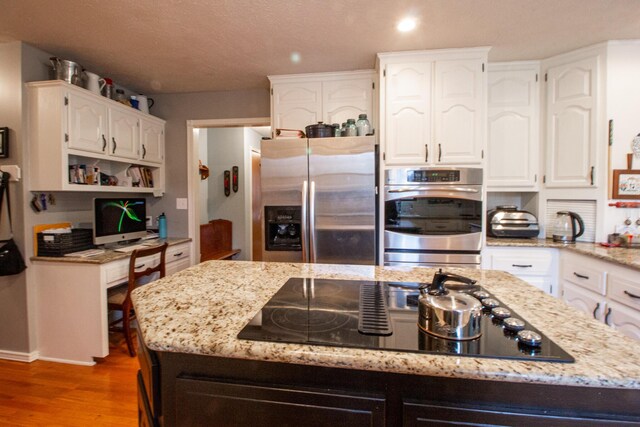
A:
[64,248,106,258]
[113,242,160,253]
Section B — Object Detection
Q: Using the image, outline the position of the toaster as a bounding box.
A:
[487,205,540,238]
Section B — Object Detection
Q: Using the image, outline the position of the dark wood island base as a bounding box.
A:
[137,340,640,427]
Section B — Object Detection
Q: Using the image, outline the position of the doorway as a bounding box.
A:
[186,118,270,263]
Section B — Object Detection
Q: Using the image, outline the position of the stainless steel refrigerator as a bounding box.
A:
[260,136,377,265]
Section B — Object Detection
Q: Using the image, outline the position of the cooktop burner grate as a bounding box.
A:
[358,283,392,336]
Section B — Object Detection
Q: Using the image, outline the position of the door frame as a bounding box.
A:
[186,117,270,263]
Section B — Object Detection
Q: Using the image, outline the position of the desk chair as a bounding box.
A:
[107,243,168,356]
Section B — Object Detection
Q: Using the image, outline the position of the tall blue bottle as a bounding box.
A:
[158,213,167,239]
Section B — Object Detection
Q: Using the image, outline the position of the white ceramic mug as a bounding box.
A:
[84,71,101,94]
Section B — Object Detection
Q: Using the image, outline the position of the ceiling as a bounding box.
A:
[2,0,640,94]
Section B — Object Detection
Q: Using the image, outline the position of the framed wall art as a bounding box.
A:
[0,127,8,158]
[613,169,640,199]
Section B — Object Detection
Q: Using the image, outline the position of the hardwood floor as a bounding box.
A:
[0,337,139,426]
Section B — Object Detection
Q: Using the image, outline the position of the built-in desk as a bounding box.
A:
[31,238,191,365]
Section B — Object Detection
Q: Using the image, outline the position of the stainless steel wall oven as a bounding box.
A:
[384,167,483,267]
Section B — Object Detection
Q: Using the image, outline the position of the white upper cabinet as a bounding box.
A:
[109,106,140,160]
[378,48,489,167]
[27,80,165,193]
[270,71,375,135]
[67,90,109,154]
[271,82,322,131]
[322,78,373,127]
[140,117,164,164]
[434,59,484,164]
[384,62,432,164]
[544,55,599,188]
[486,62,540,189]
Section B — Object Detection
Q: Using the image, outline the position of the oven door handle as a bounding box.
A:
[387,186,479,193]
[301,180,309,263]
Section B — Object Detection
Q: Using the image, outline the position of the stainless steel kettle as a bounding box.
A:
[552,211,585,243]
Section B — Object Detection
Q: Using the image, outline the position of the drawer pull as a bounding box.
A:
[624,290,640,299]
[592,302,600,319]
[173,252,183,257]
[573,272,589,280]
[604,307,612,326]
[512,264,532,268]
[135,263,145,269]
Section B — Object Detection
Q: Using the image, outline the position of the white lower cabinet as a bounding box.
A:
[560,251,640,341]
[34,241,192,364]
[482,247,558,296]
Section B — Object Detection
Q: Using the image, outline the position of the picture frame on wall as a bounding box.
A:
[613,169,640,199]
[0,127,8,158]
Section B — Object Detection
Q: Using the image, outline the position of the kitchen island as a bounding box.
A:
[132,261,640,426]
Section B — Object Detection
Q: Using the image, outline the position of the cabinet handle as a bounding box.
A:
[438,143,442,162]
[135,263,145,269]
[512,264,532,268]
[590,166,594,186]
[604,307,612,326]
[592,302,600,319]
[425,144,428,162]
[112,137,117,154]
[102,135,107,152]
[173,252,183,257]
[142,144,147,159]
[624,290,640,299]
[573,272,589,280]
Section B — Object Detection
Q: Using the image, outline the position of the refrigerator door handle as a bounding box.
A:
[309,181,317,263]
[301,180,309,263]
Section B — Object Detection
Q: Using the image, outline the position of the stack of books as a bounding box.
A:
[127,166,154,188]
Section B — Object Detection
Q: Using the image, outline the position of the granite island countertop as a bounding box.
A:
[487,237,640,271]
[132,260,640,390]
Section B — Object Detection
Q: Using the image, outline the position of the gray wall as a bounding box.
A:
[146,90,270,238]
[207,127,246,257]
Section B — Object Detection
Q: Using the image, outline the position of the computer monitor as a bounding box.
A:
[93,197,147,246]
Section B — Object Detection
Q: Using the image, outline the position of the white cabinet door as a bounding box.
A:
[68,91,109,154]
[487,64,539,189]
[109,107,139,160]
[140,118,164,164]
[607,301,640,341]
[322,78,373,128]
[383,62,432,165]
[434,59,484,164]
[545,56,598,188]
[562,281,606,322]
[272,82,322,132]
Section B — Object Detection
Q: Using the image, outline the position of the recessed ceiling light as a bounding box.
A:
[397,17,417,33]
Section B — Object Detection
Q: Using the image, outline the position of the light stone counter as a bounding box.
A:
[132,260,640,389]
[487,237,640,271]
[30,237,191,264]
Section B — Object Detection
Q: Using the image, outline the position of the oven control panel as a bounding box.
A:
[407,170,460,183]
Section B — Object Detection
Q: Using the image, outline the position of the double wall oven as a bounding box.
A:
[384,167,483,267]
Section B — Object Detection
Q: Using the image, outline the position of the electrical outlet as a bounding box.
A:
[146,216,153,227]
[176,198,188,210]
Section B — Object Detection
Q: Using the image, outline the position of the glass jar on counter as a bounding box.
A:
[344,119,357,137]
[356,114,371,136]
[332,123,341,137]
[339,122,347,136]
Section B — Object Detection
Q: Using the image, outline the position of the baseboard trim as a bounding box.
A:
[0,349,39,363]
[37,355,96,366]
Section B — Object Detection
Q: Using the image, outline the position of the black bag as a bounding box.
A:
[0,172,26,276]
[0,238,26,276]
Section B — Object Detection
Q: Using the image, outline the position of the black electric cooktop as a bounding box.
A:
[238,278,574,363]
